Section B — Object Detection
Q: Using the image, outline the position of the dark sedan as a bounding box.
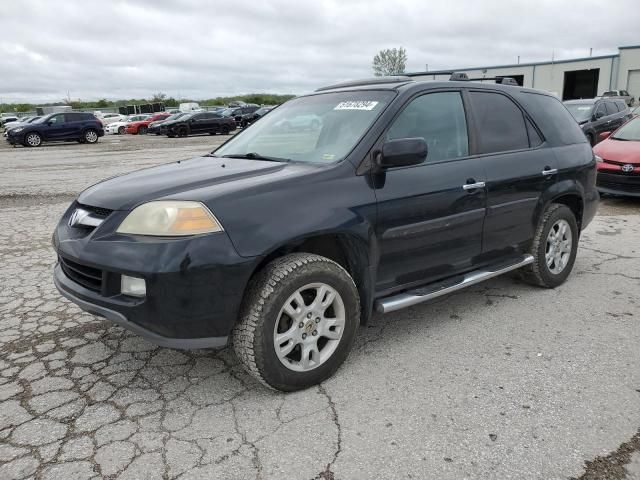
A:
[240,106,274,128]
[165,112,236,137]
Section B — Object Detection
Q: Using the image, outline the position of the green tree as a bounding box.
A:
[372,47,407,76]
[95,99,109,108]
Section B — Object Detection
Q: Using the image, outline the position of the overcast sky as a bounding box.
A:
[1,0,639,103]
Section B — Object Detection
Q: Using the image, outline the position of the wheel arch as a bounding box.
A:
[535,182,585,232]
[245,232,375,325]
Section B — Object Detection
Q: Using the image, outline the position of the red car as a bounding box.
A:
[125,113,171,135]
[593,116,640,196]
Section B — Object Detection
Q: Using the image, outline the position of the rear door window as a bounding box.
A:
[468,91,529,154]
[605,102,619,115]
[386,91,469,163]
[594,103,607,118]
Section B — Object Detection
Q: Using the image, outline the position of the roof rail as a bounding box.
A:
[467,76,520,86]
[315,76,413,92]
[449,72,469,81]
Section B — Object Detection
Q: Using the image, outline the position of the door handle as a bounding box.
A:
[541,168,558,176]
[462,181,485,190]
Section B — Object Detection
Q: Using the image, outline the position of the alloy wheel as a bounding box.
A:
[273,283,345,372]
[545,219,572,274]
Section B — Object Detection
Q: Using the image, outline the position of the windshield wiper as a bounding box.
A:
[220,152,290,162]
[610,136,628,141]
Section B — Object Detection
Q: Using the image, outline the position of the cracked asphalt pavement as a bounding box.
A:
[1,134,639,479]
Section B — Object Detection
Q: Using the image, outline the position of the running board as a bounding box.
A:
[375,254,534,313]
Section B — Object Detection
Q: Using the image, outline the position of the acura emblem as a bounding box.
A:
[621,164,634,173]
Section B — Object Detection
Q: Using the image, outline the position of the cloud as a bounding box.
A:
[1,0,638,102]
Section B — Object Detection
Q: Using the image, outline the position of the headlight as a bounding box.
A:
[116,201,223,236]
[595,155,603,163]
[12,127,24,133]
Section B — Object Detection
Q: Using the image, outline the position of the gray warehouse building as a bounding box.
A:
[408,45,640,101]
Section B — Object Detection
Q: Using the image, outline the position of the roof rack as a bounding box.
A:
[447,72,519,86]
[315,76,413,92]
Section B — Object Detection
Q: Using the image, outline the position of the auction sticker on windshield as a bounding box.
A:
[334,101,379,111]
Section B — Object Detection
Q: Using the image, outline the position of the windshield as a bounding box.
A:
[612,117,640,141]
[214,91,394,163]
[602,91,617,97]
[565,103,594,123]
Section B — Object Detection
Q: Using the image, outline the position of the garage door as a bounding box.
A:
[628,70,640,103]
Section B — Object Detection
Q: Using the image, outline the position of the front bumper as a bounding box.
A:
[597,170,640,197]
[53,203,259,349]
[5,131,24,145]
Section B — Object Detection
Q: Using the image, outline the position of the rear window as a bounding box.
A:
[515,92,587,146]
[468,91,529,154]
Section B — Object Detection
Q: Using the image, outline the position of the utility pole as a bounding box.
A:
[517,56,520,64]
[589,47,593,57]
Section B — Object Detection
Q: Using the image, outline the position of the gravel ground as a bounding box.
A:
[1,134,639,479]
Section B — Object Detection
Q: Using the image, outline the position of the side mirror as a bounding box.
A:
[599,131,612,141]
[47,121,53,126]
[378,138,428,168]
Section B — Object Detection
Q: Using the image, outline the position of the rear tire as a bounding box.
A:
[522,204,579,288]
[84,129,98,144]
[233,253,360,391]
[118,126,125,135]
[138,126,147,135]
[221,126,230,135]
[178,127,188,137]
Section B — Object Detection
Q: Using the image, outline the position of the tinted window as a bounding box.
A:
[605,102,618,115]
[515,92,587,146]
[64,113,81,122]
[48,114,66,125]
[386,91,469,163]
[616,100,628,112]
[468,91,528,154]
[82,113,95,121]
[594,103,607,117]
[621,90,629,96]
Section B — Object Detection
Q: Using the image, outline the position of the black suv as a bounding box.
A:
[564,98,632,145]
[164,112,236,137]
[53,76,598,391]
[6,112,104,147]
[222,105,260,126]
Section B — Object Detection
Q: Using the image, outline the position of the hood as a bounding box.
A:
[77,155,316,211]
[594,138,640,164]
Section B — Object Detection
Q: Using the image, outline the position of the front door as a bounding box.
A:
[465,90,557,256]
[374,91,486,294]
[43,114,71,140]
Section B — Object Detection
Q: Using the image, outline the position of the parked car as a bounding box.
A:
[147,113,189,135]
[164,111,236,137]
[98,113,127,126]
[125,113,171,135]
[221,105,260,125]
[240,106,274,128]
[3,116,42,137]
[0,115,19,127]
[630,105,640,117]
[105,114,151,135]
[592,116,640,196]
[52,76,597,391]
[564,98,632,145]
[602,89,635,106]
[274,113,322,132]
[6,112,104,147]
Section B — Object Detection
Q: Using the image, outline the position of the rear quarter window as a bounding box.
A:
[514,92,587,146]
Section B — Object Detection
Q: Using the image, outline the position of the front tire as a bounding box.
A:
[138,126,147,135]
[523,204,579,288]
[24,132,42,147]
[233,253,360,391]
[118,126,125,135]
[178,127,188,137]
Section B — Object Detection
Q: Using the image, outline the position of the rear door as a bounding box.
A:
[374,90,487,293]
[188,113,208,133]
[605,100,624,131]
[591,101,610,137]
[466,89,555,258]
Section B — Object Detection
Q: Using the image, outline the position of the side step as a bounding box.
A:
[375,254,534,314]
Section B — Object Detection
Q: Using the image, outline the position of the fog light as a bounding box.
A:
[121,275,146,297]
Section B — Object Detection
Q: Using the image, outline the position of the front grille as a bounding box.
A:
[59,256,103,292]
[78,204,113,218]
[597,172,640,193]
